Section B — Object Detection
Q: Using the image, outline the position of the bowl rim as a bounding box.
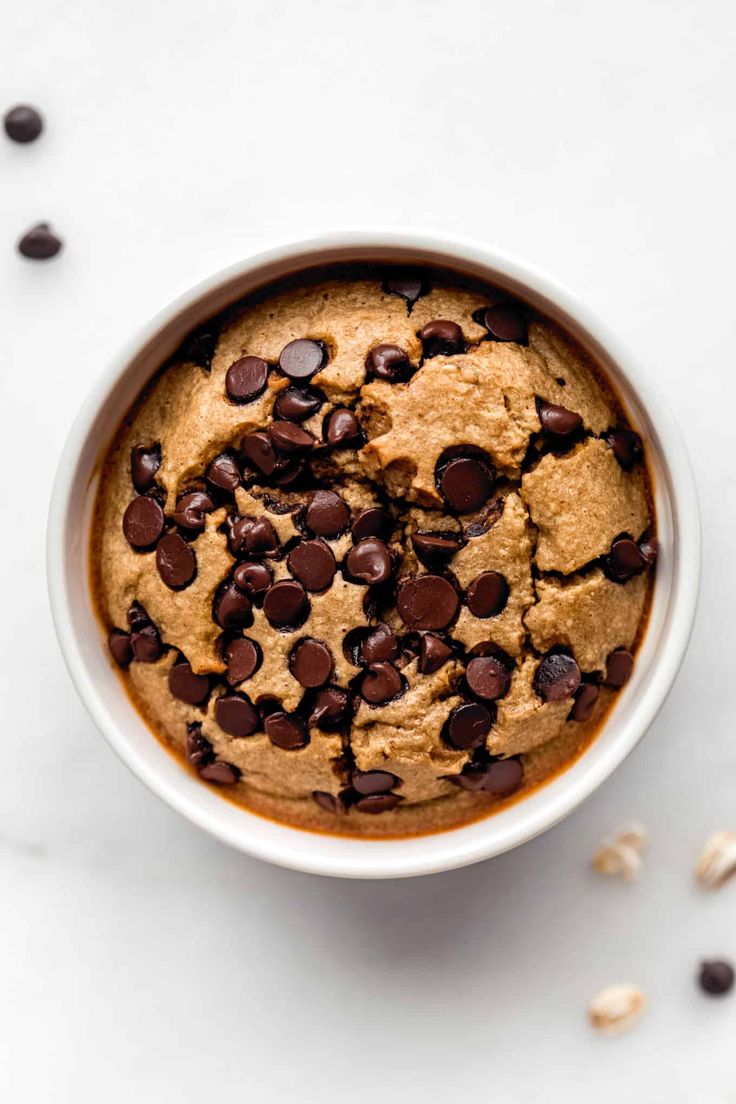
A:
[46,229,701,879]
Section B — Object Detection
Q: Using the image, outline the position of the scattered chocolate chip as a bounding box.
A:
[178,324,218,370]
[185,723,213,767]
[312,790,345,815]
[533,653,581,702]
[418,320,465,358]
[604,648,634,689]
[213,581,252,629]
[17,222,62,259]
[698,960,734,996]
[4,104,43,142]
[411,531,463,567]
[310,686,352,729]
[290,638,334,688]
[607,428,643,471]
[271,458,306,487]
[265,711,308,749]
[383,272,427,307]
[287,539,336,592]
[484,757,524,796]
[156,533,196,589]
[130,623,162,663]
[268,420,315,456]
[604,536,645,582]
[244,517,280,556]
[446,763,492,791]
[199,760,240,785]
[274,386,323,421]
[241,431,278,475]
[215,693,260,736]
[346,538,393,585]
[360,623,399,665]
[351,507,393,543]
[352,770,398,796]
[465,571,510,618]
[127,601,150,629]
[122,495,165,550]
[569,682,600,722]
[168,659,210,704]
[130,444,161,493]
[279,338,326,380]
[205,453,240,493]
[640,536,659,566]
[305,490,350,538]
[354,792,402,814]
[466,655,511,701]
[225,355,269,403]
[419,634,452,674]
[171,490,215,531]
[324,407,364,447]
[439,457,493,513]
[537,399,583,441]
[108,629,133,668]
[263,579,309,629]
[232,561,273,597]
[361,662,404,704]
[397,575,459,630]
[225,637,261,685]
[365,344,412,382]
[474,303,528,344]
[445,702,493,750]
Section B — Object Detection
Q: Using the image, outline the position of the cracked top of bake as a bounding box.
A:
[93,267,655,828]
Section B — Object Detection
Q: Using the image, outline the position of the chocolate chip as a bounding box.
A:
[397,575,459,630]
[466,656,511,701]
[215,693,260,736]
[156,533,196,589]
[484,757,524,796]
[178,324,218,370]
[130,623,162,663]
[225,355,269,403]
[411,531,463,567]
[445,702,493,750]
[205,453,240,493]
[604,536,645,582]
[310,686,352,729]
[475,304,528,344]
[279,339,326,380]
[698,960,734,996]
[274,386,323,421]
[383,273,427,307]
[241,431,278,476]
[199,760,241,785]
[244,517,280,556]
[225,637,261,685]
[604,648,634,688]
[446,763,492,791]
[346,538,393,585]
[108,629,133,668]
[359,662,404,705]
[312,790,346,815]
[419,634,452,674]
[351,507,393,543]
[265,711,308,749]
[465,572,509,618]
[287,539,336,591]
[127,601,150,629]
[640,536,659,566]
[122,496,165,549]
[352,770,398,796]
[186,723,213,767]
[418,320,465,358]
[4,104,43,142]
[271,459,306,487]
[168,659,210,704]
[17,222,62,259]
[290,638,334,688]
[171,490,215,532]
[268,420,315,455]
[305,490,350,538]
[607,428,643,471]
[537,399,583,441]
[360,623,399,665]
[213,581,252,629]
[324,408,364,447]
[263,579,309,629]
[130,443,161,493]
[232,561,273,597]
[569,682,599,722]
[354,793,402,814]
[365,344,412,382]
[533,653,581,702]
[439,457,493,513]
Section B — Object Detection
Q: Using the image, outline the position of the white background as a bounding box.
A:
[1,1,735,1100]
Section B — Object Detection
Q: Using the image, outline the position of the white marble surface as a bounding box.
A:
[2,1,735,1099]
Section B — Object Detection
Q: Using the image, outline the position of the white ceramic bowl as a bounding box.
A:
[47,231,700,879]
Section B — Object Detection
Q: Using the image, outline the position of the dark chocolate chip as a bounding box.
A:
[309,686,352,729]
[569,682,600,722]
[17,223,62,259]
[241,431,278,476]
[354,792,402,814]
[445,702,493,750]
[351,507,393,543]
[411,531,463,567]
[537,399,583,441]
[605,536,645,582]
[215,693,259,736]
[698,960,734,996]
[360,623,399,665]
[274,386,323,422]
[324,408,364,447]
[271,458,306,487]
[225,355,269,403]
[290,638,334,688]
[127,601,150,629]
[130,444,161,493]
[265,711,308,749]
[244,517,280,556]
[108,629,133,668]
[205,453,240,493]
[232,561,273,597]
[533,653,581,702]
[607,428,643,471]
[178,324,217,370]
[168,659,210,704]
[225,637,261,685]
[213,581,252,629]
[351,770,398,796]
[263,579,309,629]
[4,104,43,142]
[466,655,511,701]
[439,457,493,513]
[199,760,241,785]
[305,490,350,538]
[465,572,509,618]
[361,662,404,704]
[122,496,165,550]
[446,763,492,792]
[268,420,315,455]
[419,634,452,674]
[484,757,524,796]
[186,723,213,767]
[640,536,659,566]
[287,539,336,592]
[171,490,215,532]
[130,623,162,663]
[604,648,634,689]
[365,344,412,382]
[156,533,196,589]
[312,790,346,815]
[418,320,465,357]
[383,273,427,307]
[397,575,459,630]
[346,538,393,585]
[279,339,326,380]
[475,304,528,344]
